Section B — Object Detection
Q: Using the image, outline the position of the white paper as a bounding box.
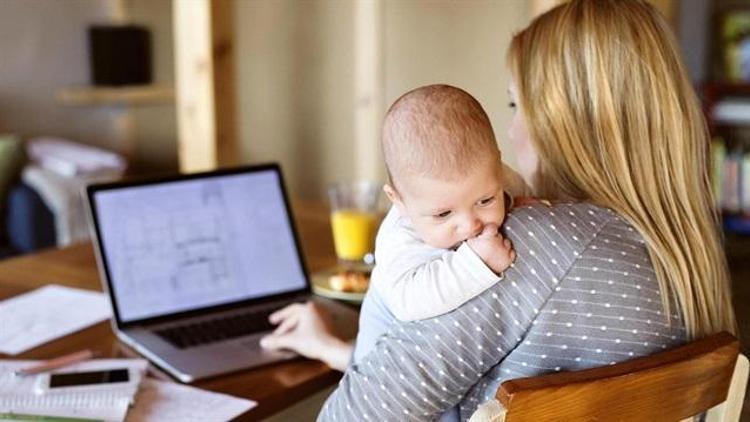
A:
[0,359,149,422]
[0,285,111,355]
[126,378,257,422]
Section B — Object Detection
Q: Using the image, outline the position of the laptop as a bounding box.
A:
[86,163,330,383]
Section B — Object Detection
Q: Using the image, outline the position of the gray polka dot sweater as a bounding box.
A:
[318,202,687,421]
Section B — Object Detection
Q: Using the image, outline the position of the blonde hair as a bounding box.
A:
[382,84,500,191]
[509,0,736,339]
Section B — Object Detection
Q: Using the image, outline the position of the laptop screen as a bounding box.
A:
[90,168,308,323]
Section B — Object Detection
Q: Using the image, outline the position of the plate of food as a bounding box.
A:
[311,267,371,303]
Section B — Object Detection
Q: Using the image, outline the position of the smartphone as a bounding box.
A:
[35,368,134,393]
[49,368,129,388]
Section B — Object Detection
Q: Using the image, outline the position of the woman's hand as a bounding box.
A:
[260,301,353,372]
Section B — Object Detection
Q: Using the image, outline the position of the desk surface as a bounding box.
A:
[0,200,345,420]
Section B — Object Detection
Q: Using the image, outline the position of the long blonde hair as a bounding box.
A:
[509,0,736,339]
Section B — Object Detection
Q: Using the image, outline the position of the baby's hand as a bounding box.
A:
[466,224,516,276]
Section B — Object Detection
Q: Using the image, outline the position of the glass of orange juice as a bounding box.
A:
[328,181,381,267]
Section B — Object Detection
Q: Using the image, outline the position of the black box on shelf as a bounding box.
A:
[88,25,152,86]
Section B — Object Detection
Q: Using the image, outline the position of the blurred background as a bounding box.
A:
[0,0,745,256]
[0,0,689,198]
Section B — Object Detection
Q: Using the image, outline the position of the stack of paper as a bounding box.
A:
[0,285,257,421]
[0,359,148,421]
[0,285,111,355]
[26,137,127,178]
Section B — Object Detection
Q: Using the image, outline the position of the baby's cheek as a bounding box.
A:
[434,232,456,249]
[417,225,452,249]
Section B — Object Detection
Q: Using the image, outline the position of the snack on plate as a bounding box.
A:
[329,270,370,293]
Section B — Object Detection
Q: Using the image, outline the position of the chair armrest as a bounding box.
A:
[495,332,739,421]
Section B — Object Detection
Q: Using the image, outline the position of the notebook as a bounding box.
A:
[0,359,148,421]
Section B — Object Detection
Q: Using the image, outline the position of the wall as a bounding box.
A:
[235,0,530,200]
[235,0,356,200]
[2,0,530,197]
[0,0,117,146]
[129,0,177,172]
[1,1,706,200]
[383,0,529,169]
[0,0,177,172]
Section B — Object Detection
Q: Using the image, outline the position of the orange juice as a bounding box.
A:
[330,209,378,261]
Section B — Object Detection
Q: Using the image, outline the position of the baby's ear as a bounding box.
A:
[383,184,406,212]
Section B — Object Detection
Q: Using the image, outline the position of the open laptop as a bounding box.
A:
[86,164,326,383]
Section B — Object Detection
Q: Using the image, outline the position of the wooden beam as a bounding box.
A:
[109,0,129,25]
[211,0,238,168]
[173,0,237,173]
[354,0,385,183]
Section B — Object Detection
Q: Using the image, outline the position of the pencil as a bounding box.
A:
[14,349,95,377]
[0,412,103,422]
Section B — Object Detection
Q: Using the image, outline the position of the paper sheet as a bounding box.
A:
[0,285,111,355]
[126,378,257,422]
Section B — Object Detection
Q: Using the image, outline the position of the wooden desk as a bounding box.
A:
[0,201,345,420]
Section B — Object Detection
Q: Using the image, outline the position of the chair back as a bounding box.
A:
[495,332,741,421]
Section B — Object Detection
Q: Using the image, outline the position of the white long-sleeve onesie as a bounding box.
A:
[370,206,501,321]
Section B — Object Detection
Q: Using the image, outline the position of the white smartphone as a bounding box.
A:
[34,368,137,394]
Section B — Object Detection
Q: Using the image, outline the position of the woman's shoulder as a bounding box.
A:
[503,202,645,257]
[507,201,617,224]
[506,202,636,233]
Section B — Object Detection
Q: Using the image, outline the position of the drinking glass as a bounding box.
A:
[327,181,381,268]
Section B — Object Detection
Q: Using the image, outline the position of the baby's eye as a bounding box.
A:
[479,196,496,206]
[508,101,516,109]
[434,210,452,219]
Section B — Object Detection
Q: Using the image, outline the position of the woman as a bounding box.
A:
[505,0,735,340]
[264,1,736,419]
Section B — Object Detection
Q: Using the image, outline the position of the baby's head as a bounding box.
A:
[382,84,506,249]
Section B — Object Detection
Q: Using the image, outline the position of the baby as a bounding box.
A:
[354,84,526,364]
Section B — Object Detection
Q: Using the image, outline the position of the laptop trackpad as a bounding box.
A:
[238,336,296,359]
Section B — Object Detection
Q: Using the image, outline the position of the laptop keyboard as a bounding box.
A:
[155,307,280,349]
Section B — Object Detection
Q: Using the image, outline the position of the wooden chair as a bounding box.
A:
[470,332,748,422]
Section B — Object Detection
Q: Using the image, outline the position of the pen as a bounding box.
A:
[14,349,95,377]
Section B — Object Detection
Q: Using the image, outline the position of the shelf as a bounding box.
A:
[712,98,750,125]
[724,230,750,267]
[704,81,750,97]
[56,85,174,106]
